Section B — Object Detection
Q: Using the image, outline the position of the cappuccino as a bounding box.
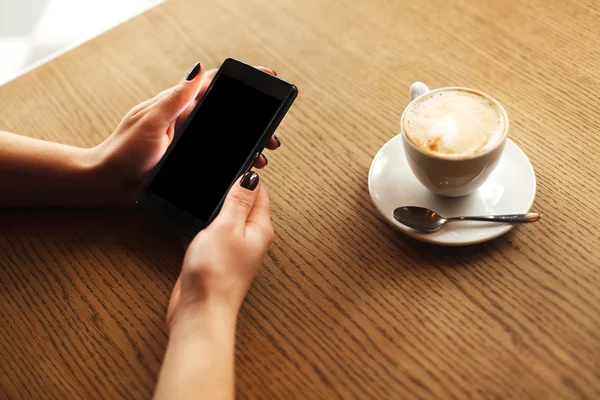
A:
[403,89,506,157]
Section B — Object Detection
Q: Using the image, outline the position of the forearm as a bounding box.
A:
[0,131,130,207]
[154,303,237,400]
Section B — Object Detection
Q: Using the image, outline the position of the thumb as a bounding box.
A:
[149,62,204,123]
[216,171,261,228]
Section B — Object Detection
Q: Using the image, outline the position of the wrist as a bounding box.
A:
[85,145,139,207]
[156,299,237,400]
[169,298,238,339]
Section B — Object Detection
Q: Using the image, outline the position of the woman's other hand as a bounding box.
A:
[165,170,273,330]
[92,62,280,205]
[154,171,273,400]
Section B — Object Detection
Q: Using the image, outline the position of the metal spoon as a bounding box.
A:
[393,206,541,232]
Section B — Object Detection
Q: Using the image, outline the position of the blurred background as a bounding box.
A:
[0,0,163,85]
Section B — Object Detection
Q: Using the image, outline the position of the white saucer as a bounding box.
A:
[368,136,536,246]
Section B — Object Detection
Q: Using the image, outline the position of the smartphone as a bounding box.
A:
[136,58,298,236]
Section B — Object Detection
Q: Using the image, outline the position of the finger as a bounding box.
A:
[166,275,182,331]
[246,183,273,240]
[128,88,171,119]
[133,62,212,119]
[148,62,204,123]
[253,153,268,169]
[256,66,277,76]
[216,171,260,228]
[176,69,219,130]
[196,69,218,99]
[166,121,176,142]
[265,135,281,151]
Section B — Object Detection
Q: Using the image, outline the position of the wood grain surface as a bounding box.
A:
[1,0,599,398]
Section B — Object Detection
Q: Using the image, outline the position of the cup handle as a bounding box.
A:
[409,82,430,101]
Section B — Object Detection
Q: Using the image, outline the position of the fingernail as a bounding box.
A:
[273,71,278,76]
[185,62,201,81]
[240,171,259,190]
[261,154,269,166]
[273,135,281,147]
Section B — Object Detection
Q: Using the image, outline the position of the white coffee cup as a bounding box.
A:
[400,82,509,197]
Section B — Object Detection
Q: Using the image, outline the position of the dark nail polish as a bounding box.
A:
[185,62,201,81]
[240,171,259,190]
[273,135,281,147]
[261,154,269,165]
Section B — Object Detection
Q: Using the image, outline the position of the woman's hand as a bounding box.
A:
[91,62,280,205]
[154,171,273,400]
[0,62,281,207]
[165,170,273,329]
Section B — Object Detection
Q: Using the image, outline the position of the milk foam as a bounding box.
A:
[403,90,505,157]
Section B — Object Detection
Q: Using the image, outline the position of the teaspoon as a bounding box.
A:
[393,206,541,232]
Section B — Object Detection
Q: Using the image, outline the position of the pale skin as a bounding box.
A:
[1,63,279,399]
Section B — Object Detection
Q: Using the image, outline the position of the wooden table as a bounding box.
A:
[1,0,599,398]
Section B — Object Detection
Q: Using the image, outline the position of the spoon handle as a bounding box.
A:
[447,213,541,223]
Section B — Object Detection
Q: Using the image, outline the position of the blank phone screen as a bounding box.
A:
[148,74,282,222]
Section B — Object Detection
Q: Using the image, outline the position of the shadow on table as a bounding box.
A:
[0,208,186,392]
[352,175,517,273]
[394,227,513,256]
[0,208,183,280]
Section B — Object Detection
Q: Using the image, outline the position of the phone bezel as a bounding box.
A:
[136,58,298,237]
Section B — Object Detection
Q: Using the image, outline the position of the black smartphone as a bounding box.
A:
[136,58,298,236]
